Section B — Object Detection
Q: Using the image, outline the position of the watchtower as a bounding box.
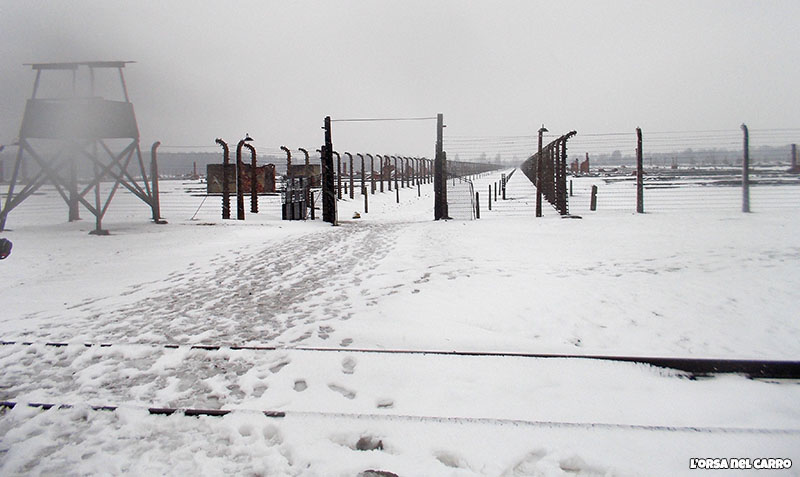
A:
[0,61,164,234]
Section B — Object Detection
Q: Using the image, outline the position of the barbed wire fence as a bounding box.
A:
[565,127,800,213]
[5,126,796,223]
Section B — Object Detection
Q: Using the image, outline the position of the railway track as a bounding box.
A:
[2,340,798,379]
[2,401,799,436]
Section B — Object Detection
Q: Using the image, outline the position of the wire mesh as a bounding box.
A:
[446,177,475,220]
[564,127,800,213]
[568,175,800,212]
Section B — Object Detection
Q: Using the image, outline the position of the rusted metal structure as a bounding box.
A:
[376,154,385,192]
[0,61,164,233]
[345,152,354,199]
[334,150,341,200]
[366,153,375,194]
[358,153,365,194]
[215,139,232,219]
[235,136,252,220]
[244,142,257,213]
[521,129,577,216]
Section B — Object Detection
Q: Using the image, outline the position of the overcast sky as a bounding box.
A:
[1,0,799,159]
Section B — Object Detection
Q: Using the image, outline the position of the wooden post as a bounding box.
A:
[488,185,492,210]
[68,158,80,221]
[590,185,598,211]
[322,116,337,224]
[569,179,573,197]
[363,186,368,213]
[395,178,400,203]
[92,162,103,233]
[150,141,165,224]
[636,127,644,213]
[742,124,750,213]
[434,113,447,220]
[475,192,480,219]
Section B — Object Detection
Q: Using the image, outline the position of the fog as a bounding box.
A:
[1,1,799,158]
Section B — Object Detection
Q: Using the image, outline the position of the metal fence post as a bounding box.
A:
[590,185,598,211]
[358,153,365,196]
[386,155,391,190]
[346,152,354,200]
[236,137,251,220]
[245,143,258,213]
[536,125,547,217]
[335,151,341,200]
[742,124,750,213]
[377,154,385,192]
[216,138,231,219]
[368,153,375,194]
[636,127,644,213]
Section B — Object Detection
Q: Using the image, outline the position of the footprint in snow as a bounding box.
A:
[270,359,291,374]
[328,383,356,399]
[342,356,356,374]
[376,398,394,409]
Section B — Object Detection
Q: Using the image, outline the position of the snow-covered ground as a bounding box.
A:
[1,171,799,476]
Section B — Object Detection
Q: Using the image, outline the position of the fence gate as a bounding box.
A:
[446,176,476,220]
[282,177,308,220]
